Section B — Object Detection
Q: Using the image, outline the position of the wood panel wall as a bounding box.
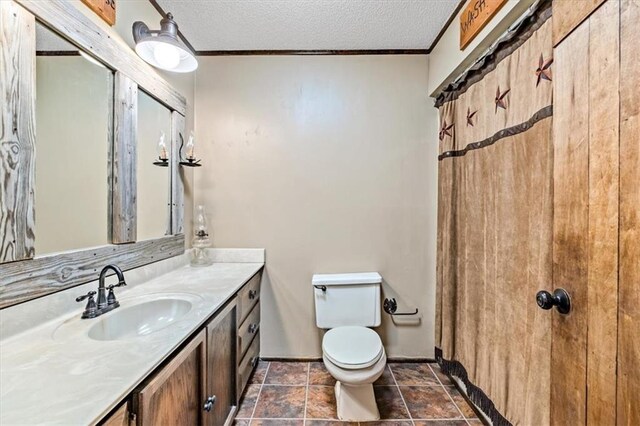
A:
[586,2,619,423]
[617,0,640,424]
[0,1,36,263]
[552,0,607,46]
[551,19,590,426]
[553,0,639,424]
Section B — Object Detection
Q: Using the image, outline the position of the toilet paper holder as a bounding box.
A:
[383,298,419,316]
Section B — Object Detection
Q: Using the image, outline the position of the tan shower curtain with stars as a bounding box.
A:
[435,2,553,425]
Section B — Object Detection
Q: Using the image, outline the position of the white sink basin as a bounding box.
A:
[88,298,193,341]
[52,293,203,342]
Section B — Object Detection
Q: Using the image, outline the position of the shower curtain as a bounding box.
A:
[435,2,553,425]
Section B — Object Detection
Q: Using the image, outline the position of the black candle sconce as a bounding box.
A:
[152,157,169,167]
[179,132,202,167]
[153,132,170,167]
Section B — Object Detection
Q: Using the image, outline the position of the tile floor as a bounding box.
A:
[234,361,482,425]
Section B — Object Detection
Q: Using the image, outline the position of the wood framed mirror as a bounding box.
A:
[0,0,188,308]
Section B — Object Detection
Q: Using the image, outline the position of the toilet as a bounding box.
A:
[312,272,386,422]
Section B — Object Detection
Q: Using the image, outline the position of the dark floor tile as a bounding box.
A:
[447,387,478,418]
[233,420,250,426]
[373,386,410,419]
[390,363,439,386]
[306,385,337,419]
[249,361,269,384]
[250,420,304,426]
[413,421,468,426]
[361,422,413,426]
[309,362,336,385]
[253,385,306,418]
[374,365,395,385]
[428,364,452,385]
[264,362,308,385]
[400,386,462,420]
[236,384,261,418]
[306,420,359,425]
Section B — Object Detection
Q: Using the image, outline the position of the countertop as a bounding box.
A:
[0,257,264,425]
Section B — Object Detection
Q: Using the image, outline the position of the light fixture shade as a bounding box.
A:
[133,13,197,73]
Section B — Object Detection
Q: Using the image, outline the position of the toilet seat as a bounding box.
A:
[322,326,383,370]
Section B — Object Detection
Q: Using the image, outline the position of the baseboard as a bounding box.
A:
[259,357,436,363]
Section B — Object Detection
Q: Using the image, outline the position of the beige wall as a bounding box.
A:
[428,0,537,96]
[194,56,438,358]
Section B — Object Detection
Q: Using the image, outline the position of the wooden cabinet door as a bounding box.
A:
[205,301,236,426]
[134,330,207,426]
[99,402,131,426]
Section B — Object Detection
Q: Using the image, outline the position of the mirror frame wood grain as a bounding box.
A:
[0,0,187,308]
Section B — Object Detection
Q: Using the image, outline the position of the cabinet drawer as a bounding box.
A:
[237,331,260,398]
[237,304,260,359]
[236,271,261,325]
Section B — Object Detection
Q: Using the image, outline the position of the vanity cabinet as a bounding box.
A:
[119,269,262,426]
[133,330,208,426]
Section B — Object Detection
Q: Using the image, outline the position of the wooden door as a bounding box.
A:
[552,0,639,425]
[134,330,207,426]
[205,302,237,426]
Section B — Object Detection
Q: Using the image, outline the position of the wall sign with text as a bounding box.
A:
[459,0,508,50]
[81,0,116,26]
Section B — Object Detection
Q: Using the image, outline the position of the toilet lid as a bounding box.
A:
[322,326,383,370]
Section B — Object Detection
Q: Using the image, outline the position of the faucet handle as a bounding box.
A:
[76,291,96,302]
[106,282,126,306]
[76,291,98,319]
[107,280,126,290]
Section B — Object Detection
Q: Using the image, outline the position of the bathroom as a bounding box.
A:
[0,0,637,425]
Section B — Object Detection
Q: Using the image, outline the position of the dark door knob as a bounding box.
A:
[203,395,216,412]
[536,288,571,314]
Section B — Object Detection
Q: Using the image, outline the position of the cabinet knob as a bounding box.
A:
[248,323,258,334]
[203,395,216,412]
[248,290,257,300]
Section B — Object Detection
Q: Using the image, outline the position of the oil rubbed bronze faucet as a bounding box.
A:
[76,264,127,319]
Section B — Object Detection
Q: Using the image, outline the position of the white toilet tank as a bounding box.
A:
[312,272,382,329]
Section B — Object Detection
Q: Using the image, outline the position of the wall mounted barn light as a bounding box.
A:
[132,13,197,73]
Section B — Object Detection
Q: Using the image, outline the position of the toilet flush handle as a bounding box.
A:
[314,285,327,292]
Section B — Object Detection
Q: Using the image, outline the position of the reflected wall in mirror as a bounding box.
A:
[35,22,113,255]
[137,90,171,241]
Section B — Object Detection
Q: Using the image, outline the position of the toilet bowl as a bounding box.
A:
[322,325,387,421]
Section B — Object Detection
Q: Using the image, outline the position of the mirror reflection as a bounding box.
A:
[137,90,171,241]
[35,22,113,255]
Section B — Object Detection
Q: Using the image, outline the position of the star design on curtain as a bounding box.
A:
[536,53,553,86]
[467,108,478,127]
[439,120,454,141]
[495,86,510,112]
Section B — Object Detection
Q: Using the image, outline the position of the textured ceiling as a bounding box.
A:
[154,0,460,51]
